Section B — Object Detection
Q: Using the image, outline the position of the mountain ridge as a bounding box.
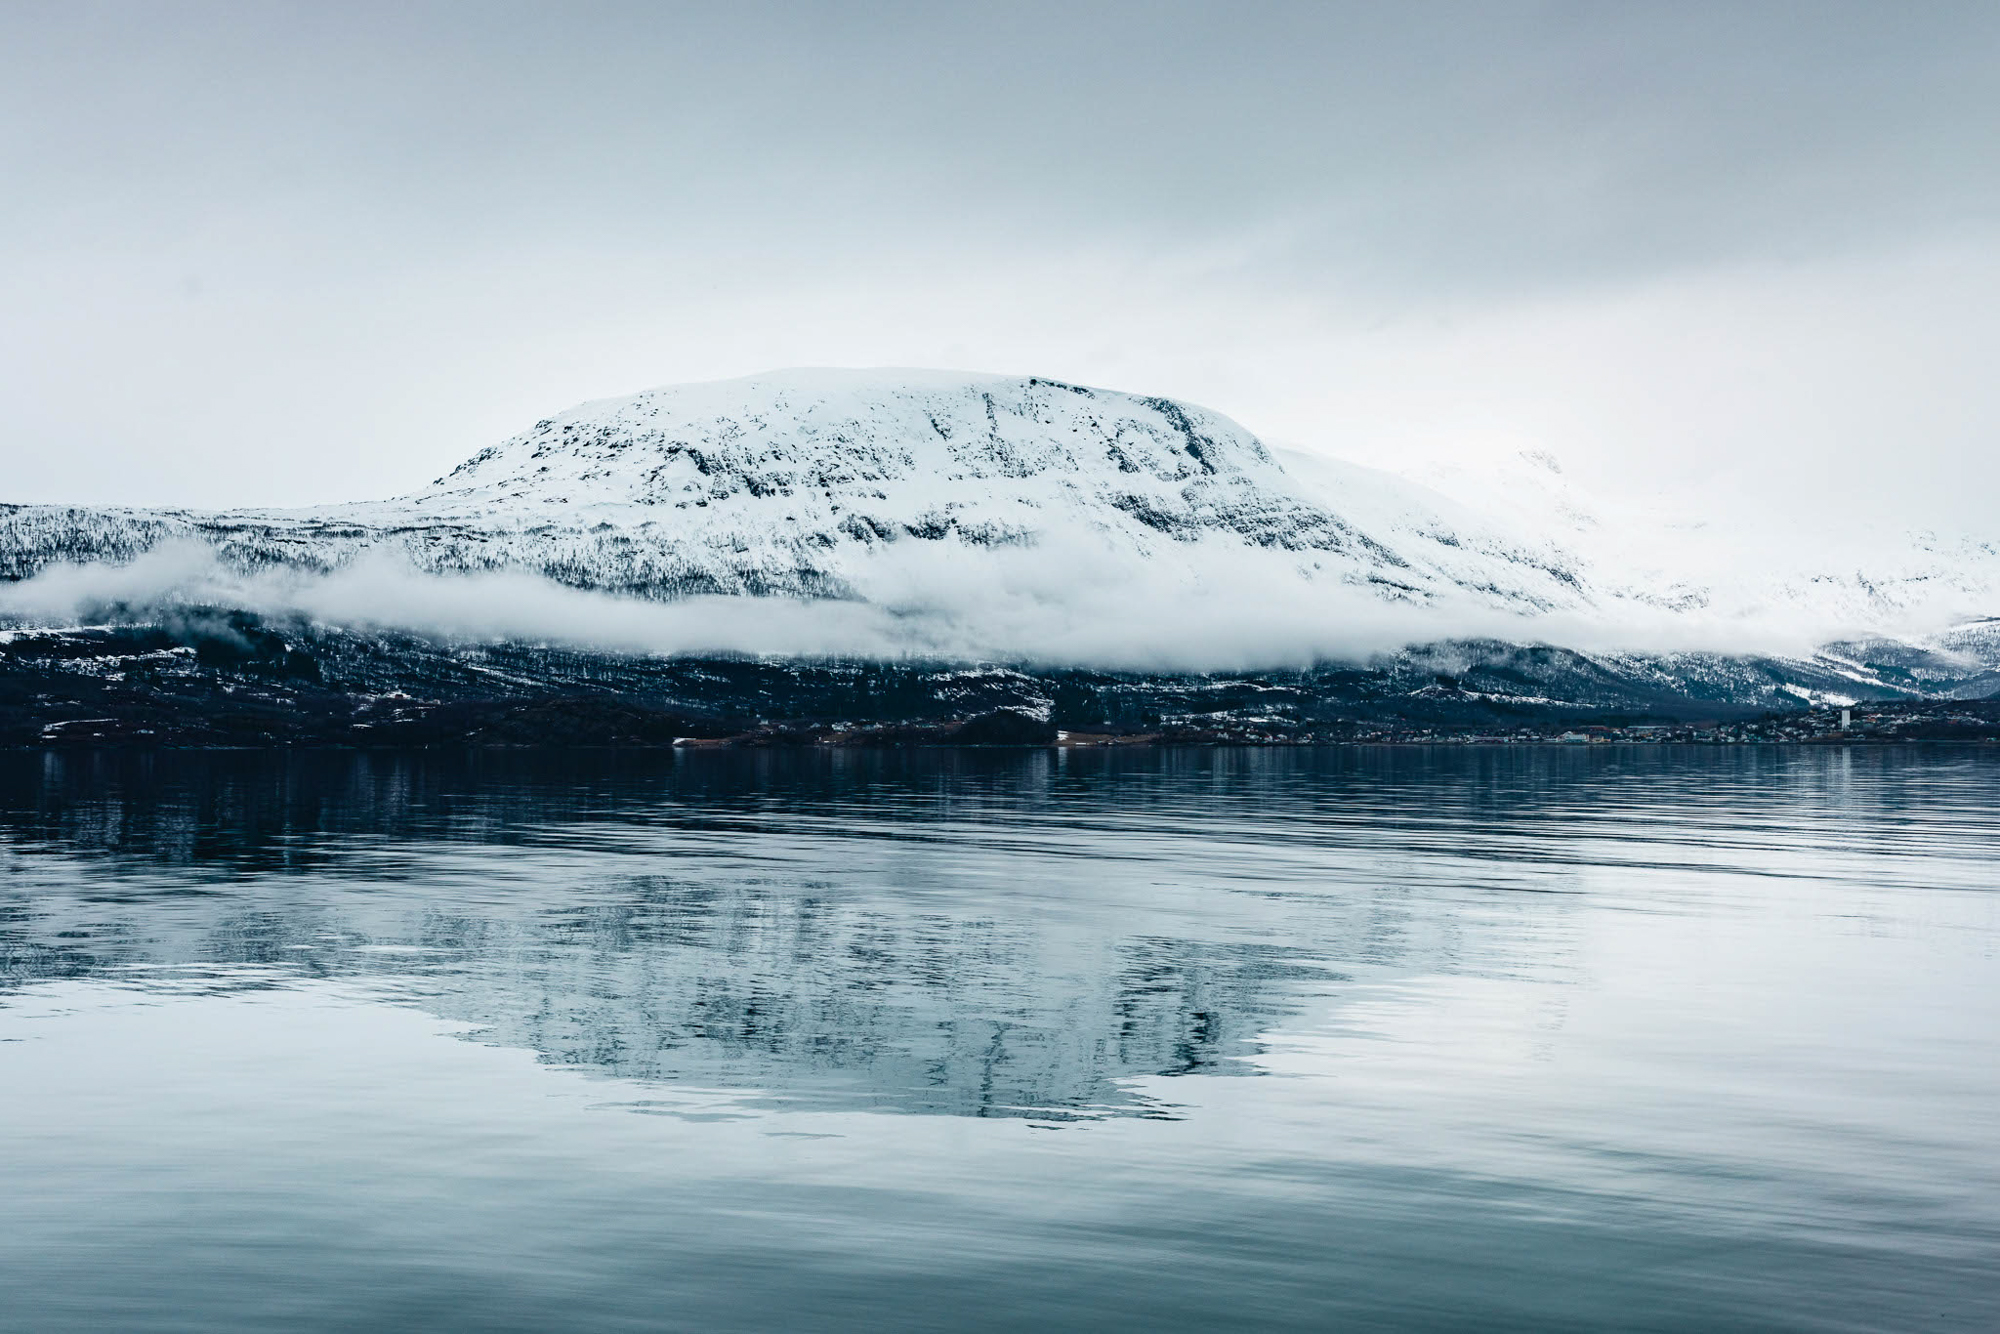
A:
[0,369,1601,616]
[3,369,1997,685]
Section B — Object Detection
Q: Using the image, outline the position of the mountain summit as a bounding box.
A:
[399,367,1600,611]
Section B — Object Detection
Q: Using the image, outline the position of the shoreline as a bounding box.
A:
[10,734,2000,754]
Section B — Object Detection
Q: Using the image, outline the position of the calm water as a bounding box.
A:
[1,746,1996,1332]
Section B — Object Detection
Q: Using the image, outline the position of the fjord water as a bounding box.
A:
[2,748,1996,1332]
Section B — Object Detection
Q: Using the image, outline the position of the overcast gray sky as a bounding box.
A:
[5,1,1997,527]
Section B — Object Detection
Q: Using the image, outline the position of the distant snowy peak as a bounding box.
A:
[1392,444,2000,627]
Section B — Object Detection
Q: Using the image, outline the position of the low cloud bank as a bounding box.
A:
[0,534,1969,672]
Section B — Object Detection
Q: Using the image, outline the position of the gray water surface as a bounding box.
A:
[2,746,1996,1331]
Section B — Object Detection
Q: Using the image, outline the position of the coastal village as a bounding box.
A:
[1144,701,2000,747]
[8,620,1999,749]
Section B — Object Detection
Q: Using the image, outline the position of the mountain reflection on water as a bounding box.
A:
[3,747,1588,1120]
[4,745,1999,1333]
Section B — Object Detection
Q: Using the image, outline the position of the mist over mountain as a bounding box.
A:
[5,369,1996,682]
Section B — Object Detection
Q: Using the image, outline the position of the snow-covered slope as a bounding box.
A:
[1398,446,2000,629]
[1,369,1996,670]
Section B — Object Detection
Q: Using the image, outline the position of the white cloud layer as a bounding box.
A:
[0,532,1959,674]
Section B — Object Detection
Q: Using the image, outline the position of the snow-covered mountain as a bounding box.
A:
[0,370,1588,612]
[1,369,1996,674]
